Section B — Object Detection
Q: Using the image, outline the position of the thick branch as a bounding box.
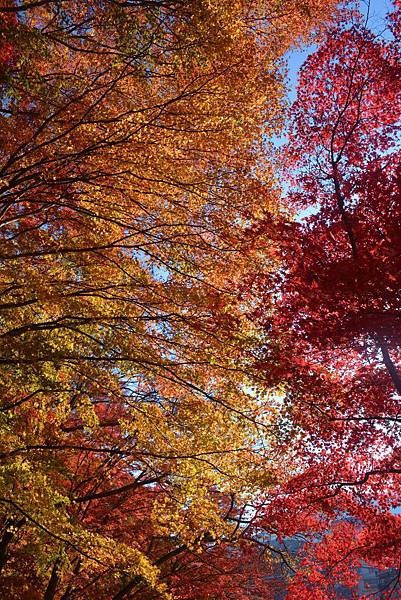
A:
[0,517,25,573]
[75,476,163,503]
[378,337,401,396]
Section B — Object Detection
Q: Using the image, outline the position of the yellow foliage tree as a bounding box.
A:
[0,1,338,598]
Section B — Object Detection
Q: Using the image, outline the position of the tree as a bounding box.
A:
[248,2,401,597]
[0,0,339,597]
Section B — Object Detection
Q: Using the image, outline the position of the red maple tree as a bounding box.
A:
[248,2,401,597]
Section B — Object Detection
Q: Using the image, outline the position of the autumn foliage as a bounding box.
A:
[0,0,344,599]
[248,2,401,598]
[3,0,401,598]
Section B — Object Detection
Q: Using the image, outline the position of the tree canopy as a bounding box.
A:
[2,0,401,599]
[0,0,339,598]
[248,2,401,597]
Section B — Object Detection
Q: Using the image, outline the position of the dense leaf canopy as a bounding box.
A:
[249,3,401,597]
[3,1,401,599]
[0,0,339,598]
